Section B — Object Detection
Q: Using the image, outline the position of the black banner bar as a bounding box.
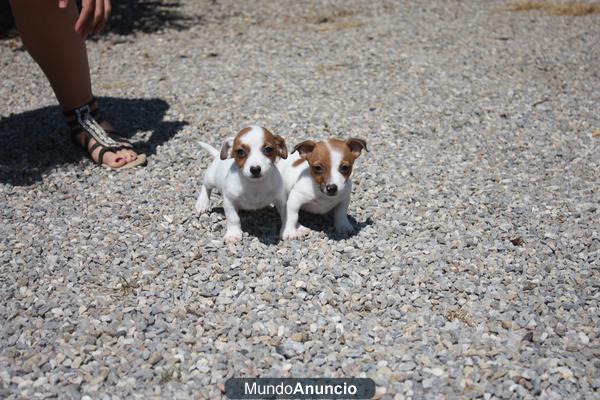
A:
[225,378,376,399]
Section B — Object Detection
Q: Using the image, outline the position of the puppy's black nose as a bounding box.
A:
[250,166,262,177]
[326,184,338,195]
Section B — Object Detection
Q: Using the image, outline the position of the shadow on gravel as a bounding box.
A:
[208,207,373,244]
[0,96,186,186]
[105,0,199,36]
[1,0,199,39]
[298,211,374,240]
[210,207,282,245]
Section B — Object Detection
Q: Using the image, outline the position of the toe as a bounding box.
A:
[125,148,138,162]
[116,149,135,163]
[75,123,142,169]
[88,141,126,168]
[105,153,127,168]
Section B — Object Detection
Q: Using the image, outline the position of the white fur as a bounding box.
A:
[325,142,349,191]
[238,126,275,179]
[195,127,286,243]
[277,151,355,240]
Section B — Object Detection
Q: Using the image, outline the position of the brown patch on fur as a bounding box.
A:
[303,142,331,188]
[231,127,252,169]
[293,140,317,157]
[293,138,368,187]
[262,128,288,161]
[345,138,368,156]
[328,139,358,181]
[292,158,306,167]
[506,1,600,16]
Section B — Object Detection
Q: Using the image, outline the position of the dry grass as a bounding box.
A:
[316,63,351,74]
[262,10,364,32]
[312,20,364,32]
[160,367,181,383]
[446,309,476,327]
[507,1,600,16]
[116,276,139,294]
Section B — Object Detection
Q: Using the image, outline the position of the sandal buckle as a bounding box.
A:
[74,104,91,120]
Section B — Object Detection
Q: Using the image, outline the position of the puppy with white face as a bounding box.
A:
[195,126,288,243]
[277,138,368,240]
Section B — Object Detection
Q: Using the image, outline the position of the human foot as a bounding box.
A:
[72,121,140,168]
[65,99,146,169]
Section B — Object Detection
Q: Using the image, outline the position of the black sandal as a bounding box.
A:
[64,98,147,170]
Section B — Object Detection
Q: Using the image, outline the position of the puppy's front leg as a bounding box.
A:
[223,197,243,243]
[281,192,310,240]
[195,185,212,213]
[333,192,356,235]
[274,196,287,227]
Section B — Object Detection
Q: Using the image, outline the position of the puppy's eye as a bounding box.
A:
[236,148,246,157]
[339,165,350,174]
[312,165,323,174]
[263,146,274,155]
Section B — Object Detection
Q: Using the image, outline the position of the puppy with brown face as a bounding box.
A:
[277,138,368,239]
[195,126,288,243]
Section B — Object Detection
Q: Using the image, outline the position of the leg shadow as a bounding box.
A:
[0,96,186,186]
[206,206,373,243]
[299,211,374,240]
[208,206,282,245]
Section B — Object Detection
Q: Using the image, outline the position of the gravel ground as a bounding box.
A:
[1,0,599,398]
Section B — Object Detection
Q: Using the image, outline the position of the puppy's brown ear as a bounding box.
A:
[220,137,234,160]
[292,140,316,159]
[346,138,368,157]
[274,135,288,159]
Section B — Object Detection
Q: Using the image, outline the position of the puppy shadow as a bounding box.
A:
[209,207,373,243]
[299,211,374,240]
[210,206,282,245]
[0,96,186,186]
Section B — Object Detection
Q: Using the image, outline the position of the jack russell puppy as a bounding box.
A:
[278,138,368,240]
[195,126,288,243]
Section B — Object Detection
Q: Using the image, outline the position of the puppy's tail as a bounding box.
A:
[198,142,220,159]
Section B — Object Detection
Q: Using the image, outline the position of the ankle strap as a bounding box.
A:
[63,97,121,148]
[63,97,100,119]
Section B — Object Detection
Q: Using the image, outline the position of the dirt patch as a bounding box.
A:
[263,10,364,32]
[446,309,476,327]
[506,1,600,16]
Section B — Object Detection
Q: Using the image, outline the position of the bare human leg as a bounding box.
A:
[9,0,140,168]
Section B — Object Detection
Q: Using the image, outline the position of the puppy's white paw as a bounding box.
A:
[195,196,210,213]
[281,229,299,240]
[224,230,243,244]
[335,220,356,235]
[297,224,312,236]
[281,225,310,240]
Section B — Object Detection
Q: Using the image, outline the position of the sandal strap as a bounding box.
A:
[97,146,112,166]
[64,98,121,148]
[88,142,103,156]
[106,131,134,148]
[84,139,126,165]
[65,98,142,166]
[65,98,100,125]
